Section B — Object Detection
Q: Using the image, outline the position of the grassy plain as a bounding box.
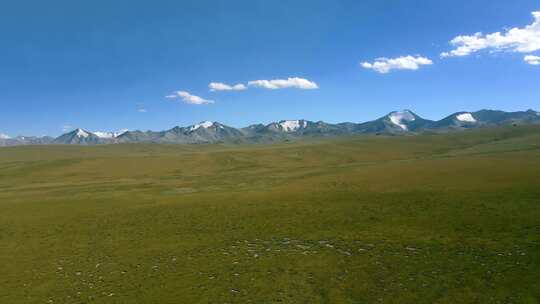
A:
[1,126,539,303]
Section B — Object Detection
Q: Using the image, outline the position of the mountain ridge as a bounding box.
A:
[1,109,539,146]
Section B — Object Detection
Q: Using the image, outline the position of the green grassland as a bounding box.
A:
[1,125,539,303]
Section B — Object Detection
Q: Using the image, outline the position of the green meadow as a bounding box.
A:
[1,125,539,303]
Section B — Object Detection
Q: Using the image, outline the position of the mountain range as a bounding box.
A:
[1,109,539,146]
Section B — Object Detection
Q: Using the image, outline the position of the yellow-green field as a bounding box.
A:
[1,126,540,303]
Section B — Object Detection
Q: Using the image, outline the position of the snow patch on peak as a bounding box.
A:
[0,133,10,139]
[190,121,214,131]
[117,129,129,136]
[93,129,129,139]
[388,111,415,130]
[279,120,304,132]
[75,129,89,138]
[93,131,115,139]
[456,113,477,123]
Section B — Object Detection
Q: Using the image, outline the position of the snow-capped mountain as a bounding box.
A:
[53,128,102,145]
[241,119,344,141]
[51,128,130,144]
[118,121,245,144]
[350,110,433,134]
[2,109,540,146]
[429,112,479,130]
[430,109,540,131]
[262,120,309,133]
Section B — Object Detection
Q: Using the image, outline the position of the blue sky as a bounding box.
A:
[1,0,539,136]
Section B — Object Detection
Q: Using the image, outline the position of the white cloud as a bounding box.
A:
[247,77,319,90]
[209,82,247,91]
[361,56,433,74]
[441,11,540,58]
[0,133,10,139]
[524,55,540,65]
[137,108,147,113]
[166,91,214,105]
